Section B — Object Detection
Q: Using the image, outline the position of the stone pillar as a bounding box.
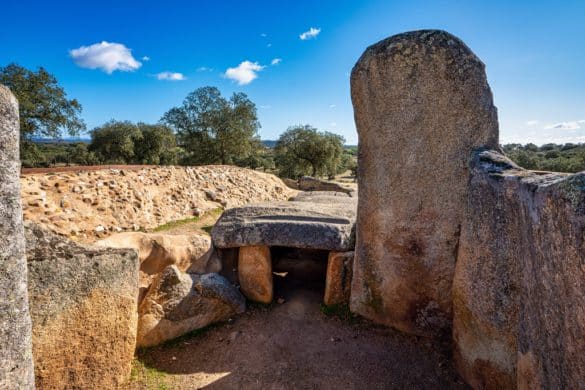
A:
[0,85,35,388]
[350,30,499,337]
[238,246,273,304]
[324,251,354,306]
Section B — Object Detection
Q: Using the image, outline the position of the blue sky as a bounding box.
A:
[1,0,584,145]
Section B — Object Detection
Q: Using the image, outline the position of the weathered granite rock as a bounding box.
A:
[291,191,355,204]
[212,200,356,251]
[137,265,245,347]
[96,231,218,275]
[324,251,354,306]
[453,151,524,389]
[25,222,139,389]
[350,30,499,337]
[454,149,585,389]
[0,85,35,389]
[298,176,354,196]
[238,246,273,303]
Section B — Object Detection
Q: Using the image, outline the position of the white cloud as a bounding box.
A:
[224,61,265,85]
[545,121,582,130]
[260,33,267,37]
[329,104,336,108]
[525,120,538,126]
[300,27,321,40]
[579,119,585,124]
[156,72,186,81]
[142,56,150,61]
[271,58,282,65]
[267,43,273,48]
[69,41,142,74]
[197,66,213,72]
[259,105,271,109]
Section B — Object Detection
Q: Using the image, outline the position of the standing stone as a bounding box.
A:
[324,251,354,306]
[454,149,585,389]
[238,246,273,303]
[25,222,139,389]
[350,30,499,337]
[0,85,35,389]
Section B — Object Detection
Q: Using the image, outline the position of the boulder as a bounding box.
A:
[137,265,245,347]
[238,246,273,303]
[298,176,354,195]
[324,251,354,306]
[212,200,356,252]
[25,222,139,389]
[454,149,585,389]
[96,231,218,275]
[0,85,35,389]
[350,30,499,337]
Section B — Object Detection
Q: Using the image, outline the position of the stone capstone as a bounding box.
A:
[212,197,357,252]
[0,85,35,389]
[453,149,585,389]
[298,176,355,196]
[350,29,499,337]
[137,265,246,348]
[25,222,139,389]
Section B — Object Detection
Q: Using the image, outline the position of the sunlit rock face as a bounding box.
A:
[350,30,499,337]
[454,149,585,389]
[0,85,35,390]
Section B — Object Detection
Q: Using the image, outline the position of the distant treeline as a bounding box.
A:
[503,143,585,173]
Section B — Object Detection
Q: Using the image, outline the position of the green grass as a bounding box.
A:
[129,359,170,390]
[320,303,358,323]
[152,216,201,232]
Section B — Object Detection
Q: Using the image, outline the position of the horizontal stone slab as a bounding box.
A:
[212,197,356,251]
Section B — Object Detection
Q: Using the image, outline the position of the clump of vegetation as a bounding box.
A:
[503,143,585,173]
[129,359,170,390]
[274,125,351,179]
[152,216,201,232]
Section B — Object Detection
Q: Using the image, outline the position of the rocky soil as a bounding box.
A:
[20,165,295,242]
[129,275,467,389]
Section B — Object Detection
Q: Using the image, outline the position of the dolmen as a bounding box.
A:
[211,191,356,305]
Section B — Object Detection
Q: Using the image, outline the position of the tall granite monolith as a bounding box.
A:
[350,30,499,337]
[0,85,35,388]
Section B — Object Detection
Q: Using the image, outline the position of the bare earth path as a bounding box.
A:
[129,273,468,389]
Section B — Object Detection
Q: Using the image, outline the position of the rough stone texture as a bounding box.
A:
[0,85,35,388]
[238,246,273,304]
[212,199,356,252]
[20,165,296,242]
[324,251,354,306]
[350,30,499,337]
[25,222,139,389]
[137,265,245,347]
[291,191,355,204]
[454,149,585,389]
[298,176,354,195]
[96,231,218,275]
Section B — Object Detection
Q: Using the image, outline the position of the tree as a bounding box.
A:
[0,63,85,141]
[274,125,346,179]
[89,120,142,163]
[161,86,261,165]
[134,123,178,165]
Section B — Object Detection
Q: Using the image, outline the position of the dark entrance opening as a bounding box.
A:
[270,246,329,300]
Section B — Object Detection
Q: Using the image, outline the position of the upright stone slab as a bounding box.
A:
[0,85,35,389]
[350,30,499,337]
[238,246,273,304]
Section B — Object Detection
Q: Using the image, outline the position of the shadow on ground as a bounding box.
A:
[131,260,468,389]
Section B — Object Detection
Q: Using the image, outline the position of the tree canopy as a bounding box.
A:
[274,125,346,179]
[161,86,261,165]
[0,63,85,140]
[89,120,178,165]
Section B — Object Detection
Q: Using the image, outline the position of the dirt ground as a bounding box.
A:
[128,261,468,390]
